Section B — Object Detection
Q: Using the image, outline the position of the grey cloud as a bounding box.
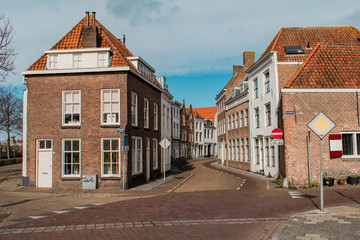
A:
[106,0,179,26]
[339,9,360,26]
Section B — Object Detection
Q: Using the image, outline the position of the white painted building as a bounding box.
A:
[203,119,216,157]
[157,76,173,172]
[194,115,205,158]
[171,100,181,162]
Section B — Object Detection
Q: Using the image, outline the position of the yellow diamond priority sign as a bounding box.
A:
[308,112,335,139]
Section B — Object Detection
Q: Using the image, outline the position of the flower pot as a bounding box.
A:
[323,178,334,187]
[347,176,359,185]
[337,179,345,185]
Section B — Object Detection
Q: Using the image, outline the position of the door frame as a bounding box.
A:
[36,139,53,187]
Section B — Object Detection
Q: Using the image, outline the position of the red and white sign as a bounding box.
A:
[271,128,283,140]
[329,134,342,157]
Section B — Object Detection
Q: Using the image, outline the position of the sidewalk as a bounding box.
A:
[271,205,360,240]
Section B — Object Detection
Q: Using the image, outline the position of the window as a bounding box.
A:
[271,145,275,167]
[39,140,52,150]
[265,103,271,126]
[98,53,108,67]
[167,107,170,131]
[254,108,260,128]
[132,137,142,174]
[253,78,258,99]
[235,113,239,128]
[341,133,360,156]
[228,140,231,161]
[144,98,149,128]
[49,54,58,68]
[264,71,270,94]
[228,116,231,130]
[101,90,120,125]
[102,138,120,176]
[153,138,158,169]
[73,54,82,68]
[241,138,245,162]
[265,138,270,166]
[63,139,80,176]
[232,114,235,129]
[154,103,158,130]
[232,139,235,161]
[63,90,81,126]
[240,111,243,127]
[284,46,305,55]
[246,138,249,162]
[245,109,248,126]
[196,122,198,129]
[236,139,239,161]
[200,133,202,141]
[255,138,260,164]
[182,114,185,126]
[131,92,138,126]
[162,105,166,129]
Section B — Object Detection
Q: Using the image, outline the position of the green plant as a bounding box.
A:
[309,182,319,188]
[274,174,284,188]
[288,185,297,190]
[267,172,272,178]
[349,174,359,178]
[299,185,308,189]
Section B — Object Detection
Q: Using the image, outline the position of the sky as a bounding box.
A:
[2,0,360,108]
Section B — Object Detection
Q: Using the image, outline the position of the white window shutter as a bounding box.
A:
[329,134,342,157]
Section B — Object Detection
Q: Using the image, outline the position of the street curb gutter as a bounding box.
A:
[269,217,292,240]
[168,172,194,193]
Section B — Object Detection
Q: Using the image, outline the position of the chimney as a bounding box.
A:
[243,51,255,67]
[233,65,242,76]
[82,11,98,48]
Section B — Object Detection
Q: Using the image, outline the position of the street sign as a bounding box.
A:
[117,129,125,133]
[123,135,129,146]
[159,138,171,149]
[285,111,295,115]
[271,139,284,145]
[307,112,335,139]
[271,128,283,140]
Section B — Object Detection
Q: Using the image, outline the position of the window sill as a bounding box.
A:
[62,125,81,129]
[100,176,121,180]
[100,124,121,128]
[61,177,81,181]
[341,156,360,160]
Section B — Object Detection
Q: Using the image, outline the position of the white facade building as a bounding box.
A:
[194,116,205,158]
[203,119,216,157]
[171,100,181,162]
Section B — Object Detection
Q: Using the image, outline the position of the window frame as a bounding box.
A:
[98,52,108,67]
[62,139,81,177]
[244,109,248,126]
[131,92,138,127]
[154,103,158,130]
[101,89,120,125]
[132,136,143,175]
[253,78,258,99]
[62,90,81,126]
[153,138,158,170]
[264,70,270,94]
[144,98,149,129]
[265,103,271,127]
[254,108,260,128]
[73,53,82,68]
[48,54,58,69]
[101,138,121,177]
[341,132,360,157]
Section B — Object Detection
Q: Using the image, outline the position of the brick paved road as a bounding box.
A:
[1,159,359,239]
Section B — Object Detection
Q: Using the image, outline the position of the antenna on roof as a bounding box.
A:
[123,34,126,46]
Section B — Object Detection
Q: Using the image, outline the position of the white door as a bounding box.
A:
[146,138,150,181]
[37,140,53,188]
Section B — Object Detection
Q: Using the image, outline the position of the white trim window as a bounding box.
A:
[144,98,149,129]
[265,138,270,166]
[240,110,244,127]
[265,103,271,127]
[253,78,258,99]
[245,138,249,162]
[236,139,239,161]
[228,116,231,130]
[98,52,108,67]
[264,71,270,94]
[154,103,158,130]
[131,92,138,126]
[241,138,245,162]
[271,145,275,167]
[102,138,120,177]
[228,140,231,161]
[101,89,120,125]
[73,54,82,68]
[63,139,80,176]
[232,139,235,161]
[232,114,235,129]
[153,138,158,169]
[255,138,260,164]
[341,132,360,157]
[235,112,239,128]
[132,137,142,175]
[245,109,248,126]
[63,90,81,126]
[48,54,58,68]
[254,108,260,128]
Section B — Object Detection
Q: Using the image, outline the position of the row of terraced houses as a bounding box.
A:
[217,26,360,185]
[21,12,217,189]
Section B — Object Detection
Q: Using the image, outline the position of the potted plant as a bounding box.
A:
[337,169,347,185]
[323,169,335,187]
[347,174,359,185]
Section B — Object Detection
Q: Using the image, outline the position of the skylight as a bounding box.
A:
[284,46,305,55]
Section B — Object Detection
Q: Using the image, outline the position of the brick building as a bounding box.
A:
[280,43,360,185]
[22,12,162,189]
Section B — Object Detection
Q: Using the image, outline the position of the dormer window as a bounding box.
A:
[98,52,108,67]
[285,46,305,55]
[48,54,58,68]
[73,54,82,68]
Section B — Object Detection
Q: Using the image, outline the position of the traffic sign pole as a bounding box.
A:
[320,138,324,212]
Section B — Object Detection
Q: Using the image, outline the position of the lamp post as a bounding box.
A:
[11,136,16,160]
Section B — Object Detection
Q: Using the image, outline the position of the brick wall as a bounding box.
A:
[282,91,360,185]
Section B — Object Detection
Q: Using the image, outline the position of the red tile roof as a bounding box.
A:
[194,107,217,123]
[261,27,360,62]
[28,15,135,71]
[285,44,360,88]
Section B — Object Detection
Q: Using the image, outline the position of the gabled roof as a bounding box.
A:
[285,43,360,88]
[194,107,217,123]
[28,14,135,71]
[261,27,360,62]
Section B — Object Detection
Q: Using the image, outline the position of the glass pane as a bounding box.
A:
[73,152,79,163]
[103,103,111,113]
[46,140,51,149]
[114,113,119,123]
[103,91,111,101]
[357,134,360,155]
[39,141,45,149]
[111,140,119,151]
[64,141,71,151]
[64,164,71,175]
[65,92,72,103]
[112,102,119,112]
[65,104,72,114]
[112,152,119,164]
[73,140,79,151]
[65,114,71,124]
[73,104,80,114]
[103,164,110,174]
[112,163,119,174]
[73,114,80,122]
[342,134,353,155]
[73,164,79,175]
[103,140,110,151]
[103,152,110,163]
[73,92,80,103]
[64,153,72,164]
[103,113,108,123]
[111,91,118,101]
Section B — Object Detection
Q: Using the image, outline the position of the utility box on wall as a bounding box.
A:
[82,174,97,189]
